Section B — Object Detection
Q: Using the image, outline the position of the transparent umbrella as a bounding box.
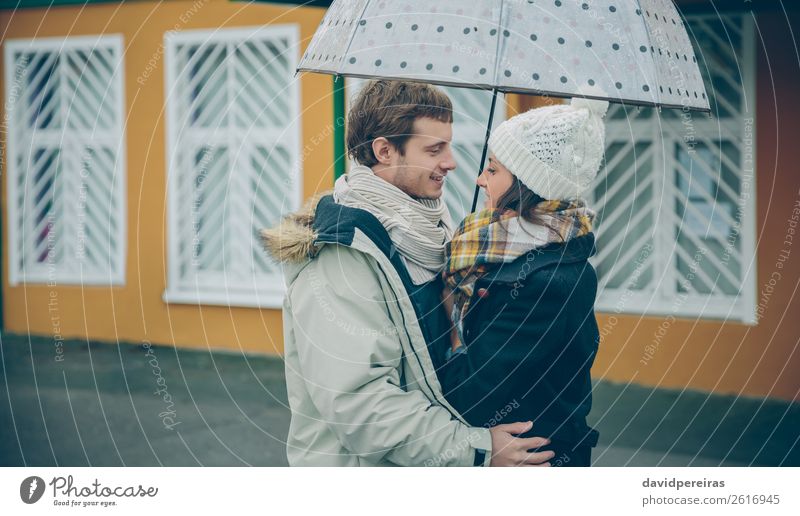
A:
[297,0,711,209]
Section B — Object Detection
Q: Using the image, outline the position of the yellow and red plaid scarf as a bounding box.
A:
[443,200,595,340]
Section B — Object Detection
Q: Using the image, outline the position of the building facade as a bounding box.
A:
[1,0,798,402]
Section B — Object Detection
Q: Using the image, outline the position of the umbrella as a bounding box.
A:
[297,0,711,210]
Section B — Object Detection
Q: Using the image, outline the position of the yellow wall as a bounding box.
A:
[1,0,331,355]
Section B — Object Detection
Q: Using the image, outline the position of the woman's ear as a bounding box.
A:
[371,137,394,166]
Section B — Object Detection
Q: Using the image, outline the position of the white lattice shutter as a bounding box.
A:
[164,26,301,308]
[590,14,757,323]
[5,35,126,286]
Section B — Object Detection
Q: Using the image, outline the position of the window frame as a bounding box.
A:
[592,13,758,324]
[162,24,302,309]
[4,34,127,286]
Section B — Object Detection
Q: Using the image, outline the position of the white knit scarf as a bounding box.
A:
[333,165,454,285]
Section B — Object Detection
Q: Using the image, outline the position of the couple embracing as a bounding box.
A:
[263,79,606,467]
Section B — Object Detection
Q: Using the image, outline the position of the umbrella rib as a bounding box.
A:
[337,0,373,76]
[491,0,506,87]
[466,0,508,212]
[635,0,662,106]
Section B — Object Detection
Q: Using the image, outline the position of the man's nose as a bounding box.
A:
[441,151,457,172]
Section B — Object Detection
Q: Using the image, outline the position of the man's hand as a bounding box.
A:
[489,421,554,467]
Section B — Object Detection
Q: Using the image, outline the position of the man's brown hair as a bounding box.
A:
[346,80,453,167]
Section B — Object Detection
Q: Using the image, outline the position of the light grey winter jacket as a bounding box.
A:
[262,193,492,466]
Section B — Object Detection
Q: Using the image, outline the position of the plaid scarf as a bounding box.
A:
[444,200,595,343]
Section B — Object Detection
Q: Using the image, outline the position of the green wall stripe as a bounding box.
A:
[333,75,346,182]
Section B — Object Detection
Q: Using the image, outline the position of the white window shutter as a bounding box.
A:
[591,14,757,323]
[164,26,301,308]
[5,35,126,286]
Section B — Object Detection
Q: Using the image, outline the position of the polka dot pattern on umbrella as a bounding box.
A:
[299,0,709,110]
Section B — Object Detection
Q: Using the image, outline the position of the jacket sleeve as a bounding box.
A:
[287,245,492,466]
[441,270,570,426]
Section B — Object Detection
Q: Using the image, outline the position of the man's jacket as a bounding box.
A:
[262,194,492,466]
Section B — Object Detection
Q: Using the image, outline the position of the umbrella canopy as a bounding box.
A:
[298,0,709,111]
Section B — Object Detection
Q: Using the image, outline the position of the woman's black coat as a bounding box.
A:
[440,233,601,461]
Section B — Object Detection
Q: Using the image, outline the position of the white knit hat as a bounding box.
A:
[488,90,609,200]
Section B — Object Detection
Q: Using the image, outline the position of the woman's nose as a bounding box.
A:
[476,170,488,188]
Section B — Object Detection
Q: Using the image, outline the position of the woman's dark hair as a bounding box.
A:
[492,176,566,242]
[493,176,547,224]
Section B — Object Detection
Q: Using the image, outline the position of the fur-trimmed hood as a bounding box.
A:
[260,191,329,264]
[260,191,400,272]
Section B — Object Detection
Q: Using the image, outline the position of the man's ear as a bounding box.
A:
[371,137,394,166]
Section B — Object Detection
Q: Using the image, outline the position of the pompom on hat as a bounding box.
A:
[488,86,609,200]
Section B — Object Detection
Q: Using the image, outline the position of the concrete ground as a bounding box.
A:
[1,334,798,467]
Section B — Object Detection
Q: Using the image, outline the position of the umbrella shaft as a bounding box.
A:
[470,89,499,212]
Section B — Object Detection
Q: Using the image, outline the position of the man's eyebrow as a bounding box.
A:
[423,140,447,149]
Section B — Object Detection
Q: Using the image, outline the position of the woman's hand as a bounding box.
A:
[441,285,463,353]
[449,326,463,353]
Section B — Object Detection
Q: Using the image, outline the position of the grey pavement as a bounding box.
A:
[1,334,797,467]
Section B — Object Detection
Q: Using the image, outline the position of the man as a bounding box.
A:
[263,80,554,466]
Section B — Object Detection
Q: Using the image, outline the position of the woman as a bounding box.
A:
[439,94,608,467]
